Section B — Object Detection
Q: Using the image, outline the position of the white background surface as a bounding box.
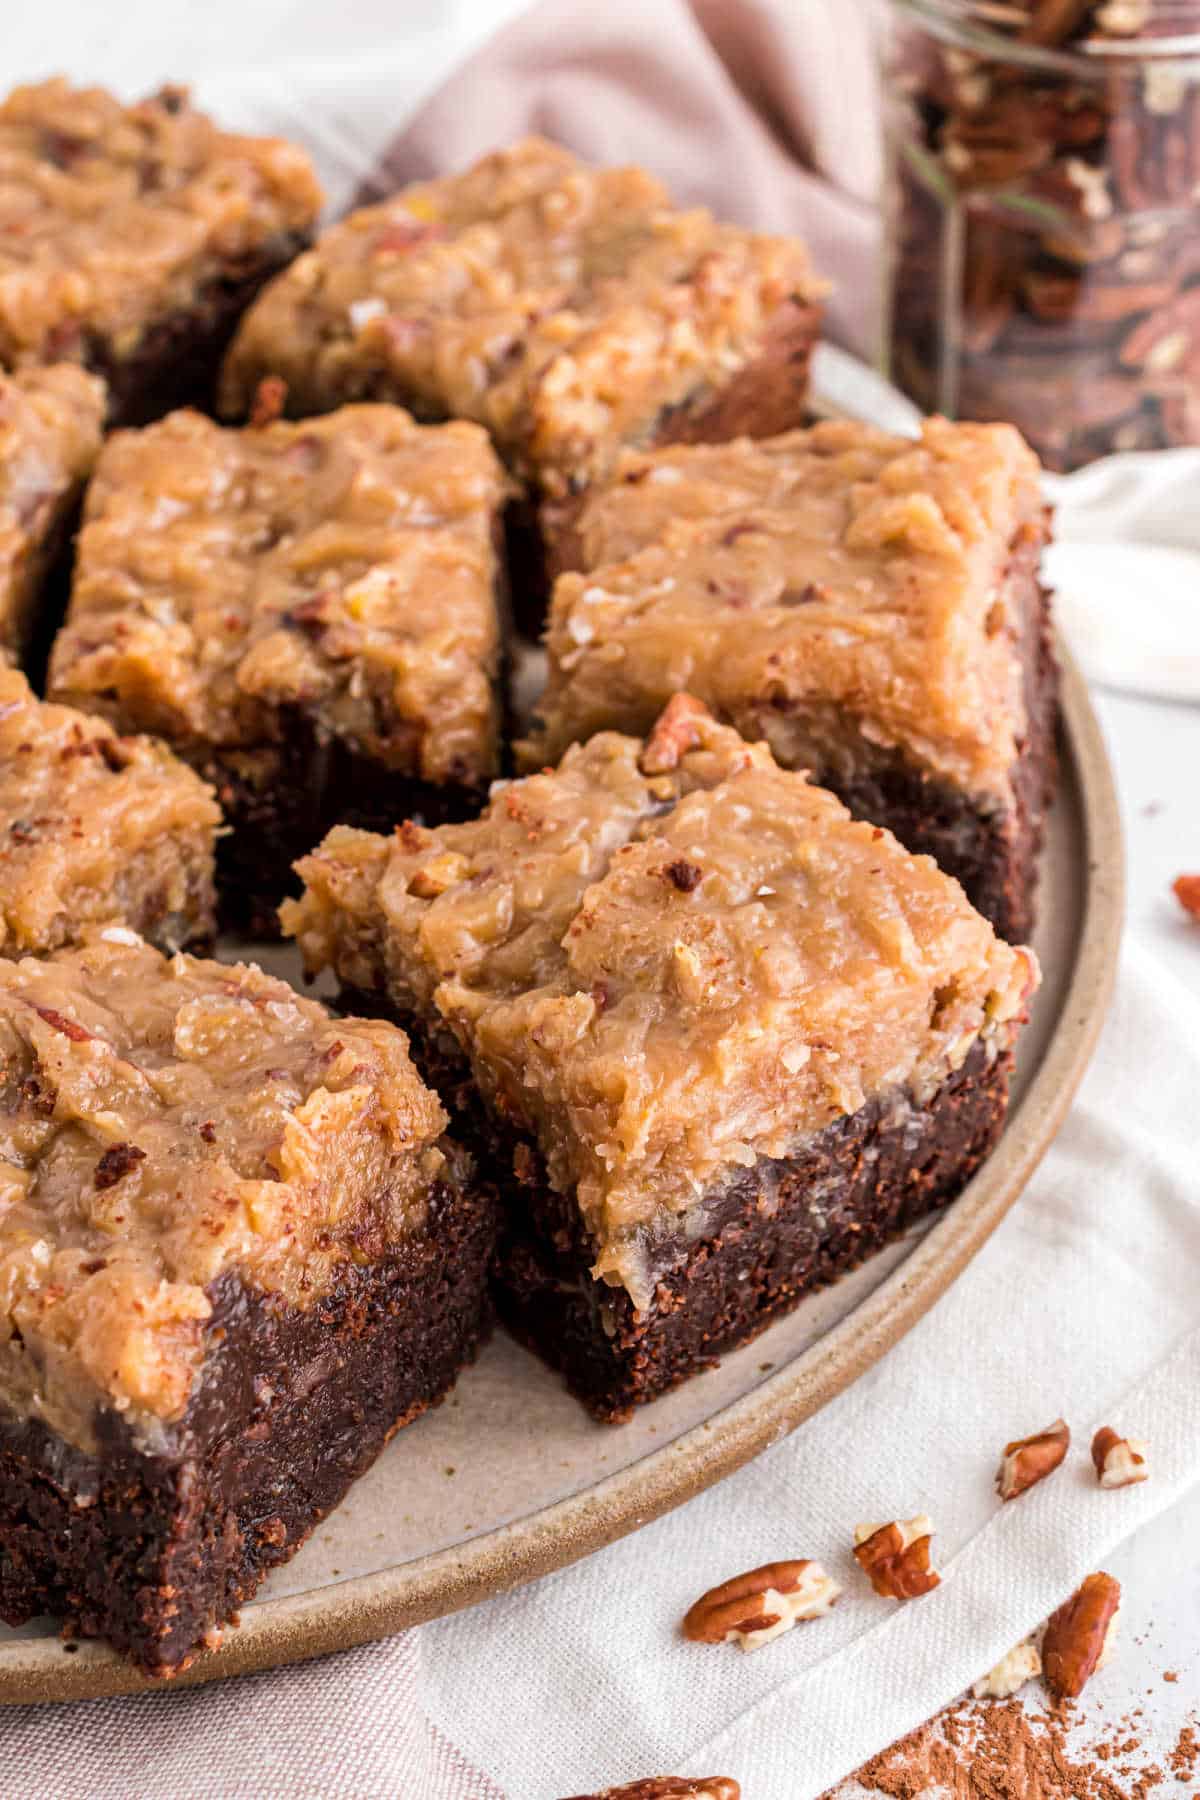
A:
[4,0,1199,1788]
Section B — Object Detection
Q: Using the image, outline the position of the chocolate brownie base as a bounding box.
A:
[493,1041,1011,1421]
[0,1153,496,1676]
[336,989,1011,1422]
[514,298,822,636]
[203,714,493,939]
[94,231,312,429]
[827,528,1057,944]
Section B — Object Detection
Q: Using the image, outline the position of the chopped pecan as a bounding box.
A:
[664,859,702,894]
[249,375,287,428]
[973,1637,1042,1700]
[93,1143,146,1191]
[33,1005,92,1043]
[1042,1572,1122,1698]
[639,695,711,776]
[409,851,470,900]
[394,819,430,854]
[1173,874,1200,920]
[683,1559,841,1651]
[284,594,332,633]
[996,1418,1070,1500]
[1020,0,1093,45]
[1091,1426,1149,1488]
[853,1516,940,1599]
[563,1781,739,1800]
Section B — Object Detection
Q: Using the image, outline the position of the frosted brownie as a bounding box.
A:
[0,934,495,1675]
[0,80,321,425]
[0,365,105,665]
[525,417,1058,942]
[0,669,219,955]
[219,137,825,613]
[48,403,508,935]
[284,698,1037,1420]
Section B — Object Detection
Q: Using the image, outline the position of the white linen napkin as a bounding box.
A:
[3,8,1199,1796]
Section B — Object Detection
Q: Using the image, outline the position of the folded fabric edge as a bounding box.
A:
[677,1322,1200,1797]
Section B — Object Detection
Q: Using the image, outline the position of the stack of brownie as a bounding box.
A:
[0,78,1056,1678]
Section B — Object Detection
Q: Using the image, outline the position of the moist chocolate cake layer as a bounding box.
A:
[0,1162,496,1677]
[98,231,313,427]
[337,991,1010,1421]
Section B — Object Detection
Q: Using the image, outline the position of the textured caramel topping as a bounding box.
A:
[0,936,447,1451]
[285,706,1036,1307]
[527,418,1046,801]
[0,80,321,369]
[48,405,507,785]
[0,669,220,955]
[0,363,105,657]
[220,137,823,498]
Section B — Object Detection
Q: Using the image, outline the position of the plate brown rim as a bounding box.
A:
[0,644,1123,1704]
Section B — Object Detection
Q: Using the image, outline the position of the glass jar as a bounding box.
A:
[882,0,1200,470]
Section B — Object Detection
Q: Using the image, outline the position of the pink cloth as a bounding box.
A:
[363,0,884,354]
[0,1634,503,1799]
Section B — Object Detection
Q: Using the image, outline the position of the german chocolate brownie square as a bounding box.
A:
[219,137,826,619]
[524,417,1058,941]
[0,934,495,1676]
[284,698,1038,1422]
[0,365,105,666]
[47,403,508,936]
[0,668,219,955]
[0,79,321,426]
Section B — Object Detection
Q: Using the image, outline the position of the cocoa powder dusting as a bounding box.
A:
[838,1695,1180,1800]
[1169,1723,1198,1784]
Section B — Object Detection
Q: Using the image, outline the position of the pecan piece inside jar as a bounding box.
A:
[683,1558,841,1651]
[1091,1426,1150,1487]
[1042,1571,1122,1698]
[561,1780,740,1800]
[996,1417,1070,1500]
[853,1515,941,1599]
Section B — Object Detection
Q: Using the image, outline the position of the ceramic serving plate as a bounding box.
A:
[0,642,1122,1704]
